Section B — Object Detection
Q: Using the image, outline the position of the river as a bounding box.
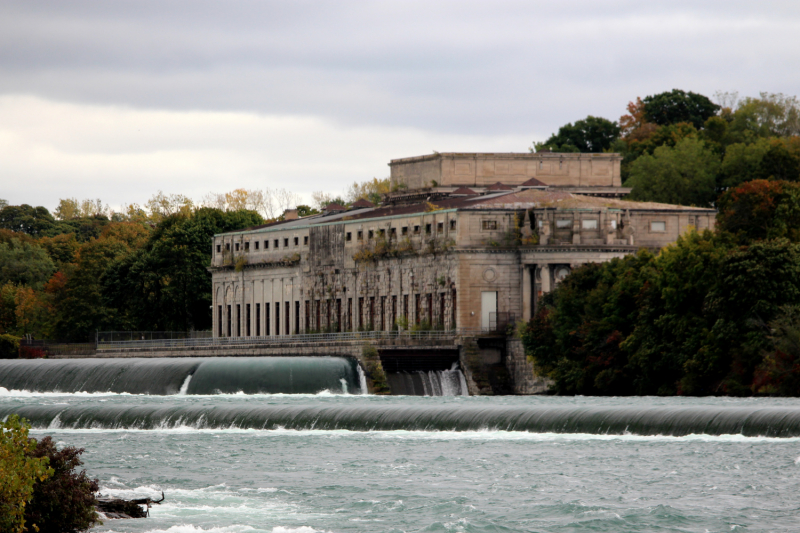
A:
[2,389,800,532]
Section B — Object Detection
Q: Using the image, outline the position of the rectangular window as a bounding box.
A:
[235,243,240,251]
[265,240,269,249]
[452,289,457,329]
[226,305,232,337]
[244,242,250,251]
[295,301,300,334]
[275,302,280,335]
[377,229,385,238]
[255,303,261,336]
[555,219,572,229]
[305,300,310,332]
[581,219,598,230]
[450,219,456,231]
[226,243,230,251]
[368,230,374,239]
[380,296,386,330]
[651,221,666,232]
[274,239,279,248]
[284,238,289,247]
[390,227,396,238]
[403,294,409,323]
[425,223,432,234]
[265,303,270,336]
[246,304,251,336]
[347,298,353,331]
[217,305,223,336]
[413,225,420,234]
[437,222,444,233]
[402,226,408,235]
[346,232,352,242]
[481,220,497,230]
[358,297,364,330]
[415,294,421,324]
[294,237,299,246]
[285,302,290,335]
[357,230,363,241]
[304,236,309,245]
[236,304,241,337]
[391,295,397,329]
[216,244,221,254]
[254,241,259,250]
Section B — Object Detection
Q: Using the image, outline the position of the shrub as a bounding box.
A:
[25,437,101,533]
[0,333,21,359]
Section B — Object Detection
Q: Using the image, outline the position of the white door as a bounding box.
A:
[481,291,497,331]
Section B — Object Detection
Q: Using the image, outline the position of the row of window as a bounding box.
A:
[543,219,667,232]
[217,235,309,254]
[216,291,457,337]
[345,220,456,242]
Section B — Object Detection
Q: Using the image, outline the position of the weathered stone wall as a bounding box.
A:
[390,153,623,189]
[504,338,551,394]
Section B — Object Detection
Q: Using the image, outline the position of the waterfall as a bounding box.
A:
[0,357,361,395]
[8,404,800,437]
[385,363,468,396]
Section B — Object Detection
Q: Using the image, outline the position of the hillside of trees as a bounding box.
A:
[526,89,800,396]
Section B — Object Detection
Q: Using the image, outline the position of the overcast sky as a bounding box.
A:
[1,0,799,212]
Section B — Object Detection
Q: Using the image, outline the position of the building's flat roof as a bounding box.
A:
[389,152,623,164]
[216,189,714,237]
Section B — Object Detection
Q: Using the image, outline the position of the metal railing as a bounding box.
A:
[97,331,213,343]
[96,328,492,350]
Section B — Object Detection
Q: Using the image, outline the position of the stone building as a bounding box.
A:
[209,153,715,338]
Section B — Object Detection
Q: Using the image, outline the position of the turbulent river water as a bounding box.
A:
[3,387,800,533]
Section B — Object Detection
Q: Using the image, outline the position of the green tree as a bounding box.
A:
[103,208,263,331]
[536,116,620,153]
[626,137,721,206]
[0,416,53,533]
[0,205,56,237]
[0,239,56,289]
[643,89,720,129]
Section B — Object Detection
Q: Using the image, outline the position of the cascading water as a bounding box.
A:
[6,402,800,437]
[385,363,468,396]
[0,357,361,395]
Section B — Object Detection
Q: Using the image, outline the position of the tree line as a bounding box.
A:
[0,179,389,348]
[525,89,800,396]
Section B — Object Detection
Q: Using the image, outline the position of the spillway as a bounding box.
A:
[4,402,800,437]
[0,357,362,395]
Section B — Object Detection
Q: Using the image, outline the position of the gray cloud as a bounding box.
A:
[1,0,799,210]
[2,0,798,135]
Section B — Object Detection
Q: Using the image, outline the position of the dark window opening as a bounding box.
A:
[357,231,363,240]
[450,219,456,230]
[226,243,230,251]
[295,301,300,334]
[216,244,221,253]
[284,238,289,247]
[390,228,397,238]
[346,232,352,241]
[413,225,420,234]
[368,230,374,239]
[402,226,408,235]
[285,302,290,335]
[425,224,432,234]
[482,220,498,230]
[304,236,308,245]
[244,242,250,251]
[246,304,251,336]
[275,302,280,335]
[294,237,299,246]
[265,240,269,249]
[437,222,444,233]
[235,243,240,251]
[274,239,279,248]
[217,305,223,336]
[236,304,241,337]
[256,303,261,336]
[226,305,232,337]
[265,303,270,336]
